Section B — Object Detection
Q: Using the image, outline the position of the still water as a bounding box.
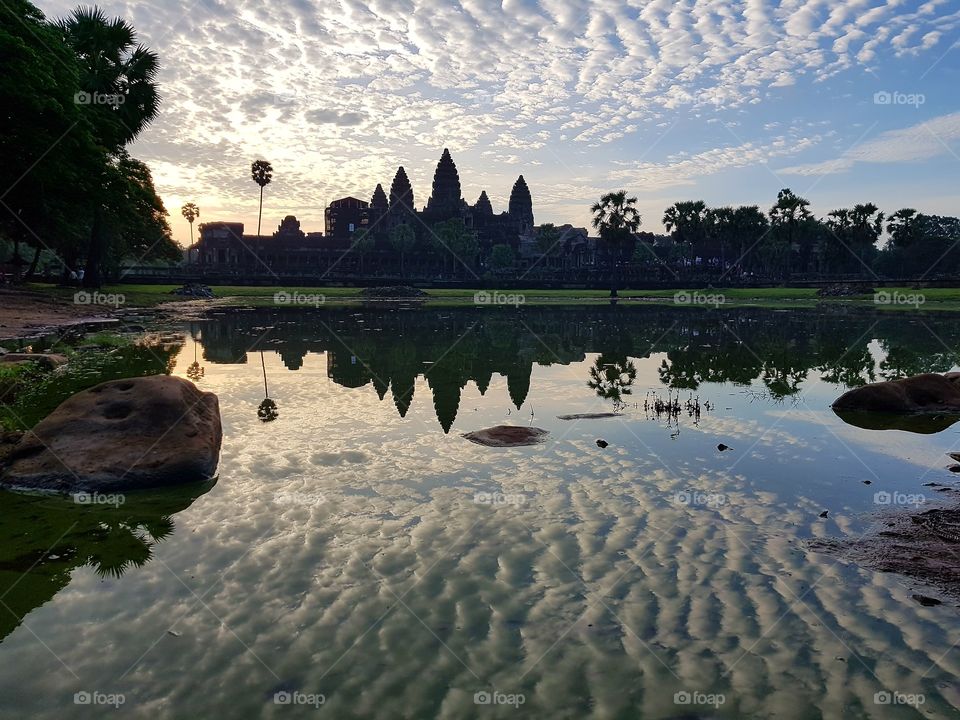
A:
[2,305,960,719]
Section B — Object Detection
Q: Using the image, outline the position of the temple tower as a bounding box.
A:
[508,175,534,234]
[426,149,462,220]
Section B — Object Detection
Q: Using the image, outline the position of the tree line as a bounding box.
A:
[1,0,178,287]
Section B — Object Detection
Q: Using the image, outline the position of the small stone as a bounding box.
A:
[596,439,608,448]
[819,510,829,518]
[717,443,731,452]
[912,594,942,607]
[862,480,872,485]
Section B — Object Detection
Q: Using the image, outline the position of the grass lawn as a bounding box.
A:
[22,282,960,310]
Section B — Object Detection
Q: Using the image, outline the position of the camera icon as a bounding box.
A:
[874,491,891,505]
[873,91,892,105]
[73,290,91,305]
[74,691,91,705]
[673,291,691,305]
[73,91,92,105]
[874,691,892,705]
[474,691,492,705]
[873,291,891,305]
[674,491,692,505]
[274,691,292,705]
[273,291,291,305]
[473,291,491,305]
[674,690,692,704]
[73,492,92,505]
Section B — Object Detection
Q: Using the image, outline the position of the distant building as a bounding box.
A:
[325,197,368,241]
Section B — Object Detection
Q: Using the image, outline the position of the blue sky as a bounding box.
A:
[37,0,960,244]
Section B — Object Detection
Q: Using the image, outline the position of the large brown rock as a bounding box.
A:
[831,373,960,414]
[1,376,221,493]
[463,425,548,447]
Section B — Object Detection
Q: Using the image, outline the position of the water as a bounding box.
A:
[2,305,960,719]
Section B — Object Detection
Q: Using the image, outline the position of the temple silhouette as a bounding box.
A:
[193,149,571,276]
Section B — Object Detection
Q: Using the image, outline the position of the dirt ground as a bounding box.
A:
[0,288,116,340]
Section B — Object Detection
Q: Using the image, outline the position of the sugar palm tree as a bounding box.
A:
[181,202,199,259]
[251,160,273,237]
[389,223,416,277]
[257,350,278,422]
[591,190,641,297]
[59,7,160,288]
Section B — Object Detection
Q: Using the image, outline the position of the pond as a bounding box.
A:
[2,304,960,719]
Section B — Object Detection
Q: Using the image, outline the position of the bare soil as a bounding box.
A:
[0,288,115,340]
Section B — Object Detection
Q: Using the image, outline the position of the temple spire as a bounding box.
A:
[426,148,462,220]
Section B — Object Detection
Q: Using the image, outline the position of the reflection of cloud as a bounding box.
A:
[4,351,960,717]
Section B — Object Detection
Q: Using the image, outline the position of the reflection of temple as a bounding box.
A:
[194,149,545,276]
[194,305,960,432]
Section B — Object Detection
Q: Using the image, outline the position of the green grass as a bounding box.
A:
[23,282,960,309]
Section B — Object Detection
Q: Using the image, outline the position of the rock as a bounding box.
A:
[462,425,548,447]
[816,284,872,298]
[557,413,622,420]
[832,374,960,415]
[0,431,24,467]
[819,510,829,518]
[596,439,609,448]
[948,452,960,462]
[169,283,214,299]
[1,376,221,493]
[0,353,68,369]
[863,480,872,485]
[912,594,942,607]
[717,443,731,452]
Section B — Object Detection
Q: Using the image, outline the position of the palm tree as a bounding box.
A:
[251,160,273,237]
[353,228,376,275]
[663,200,708,267]
[59,7,160,288]
[591,190,641,297]
[388,223,416,277]
[587,355,637,410]
[181,202,199,260]
[257,350,278,422]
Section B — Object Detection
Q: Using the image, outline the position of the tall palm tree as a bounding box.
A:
[59,7,160,288]
[181,202,199,259]
[251,160,273,237]
[591,190,641,296]
[388,223,416,277]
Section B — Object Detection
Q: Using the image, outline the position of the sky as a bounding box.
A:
[35,0,960,245]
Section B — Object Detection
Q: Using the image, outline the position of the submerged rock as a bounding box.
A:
[360,286,428,299]
[0,353,68,369]
[556,413,622,420]
[832,373,960,415]
[596,439,609,448]
[462,425,548,447]
[1,375,221,493]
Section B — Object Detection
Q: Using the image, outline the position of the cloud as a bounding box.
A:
[779,111,960,176]
[304,109,367,127]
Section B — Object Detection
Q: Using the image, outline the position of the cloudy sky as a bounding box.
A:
[36,0,960,244]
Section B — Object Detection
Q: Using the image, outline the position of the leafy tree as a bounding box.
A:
[388,223,416,277]
[490,243,516,273]
[0,0,101,281]
[58,6,161,287]
[663,200,708,261]
[353,227,377,275]
[432,218,477,278]
[591,190,641,296]
[251,160,273,237]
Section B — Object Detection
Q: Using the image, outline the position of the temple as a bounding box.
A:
[193,149,591,276]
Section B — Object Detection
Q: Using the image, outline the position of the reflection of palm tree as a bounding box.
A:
[257,350,278,422]
[186,336,205,382]
[587,355,637,409]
